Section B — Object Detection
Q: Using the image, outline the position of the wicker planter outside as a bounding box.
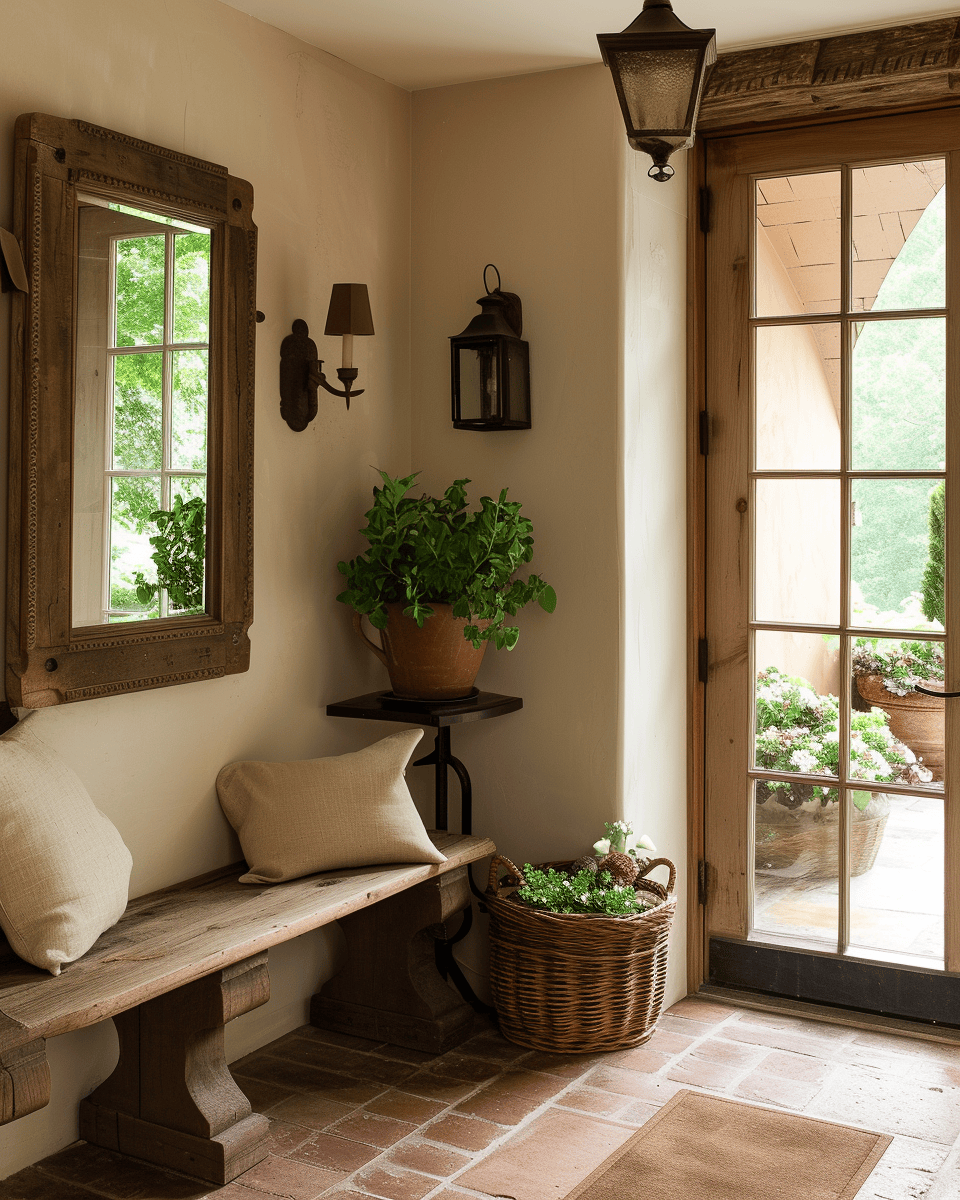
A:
[486,854,677,1054]
[755,792,890,879]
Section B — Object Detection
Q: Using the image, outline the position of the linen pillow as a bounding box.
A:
[0,716,132,974]
[217,728,445,884]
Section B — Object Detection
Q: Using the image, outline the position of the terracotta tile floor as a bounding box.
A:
[5,997,960,1198]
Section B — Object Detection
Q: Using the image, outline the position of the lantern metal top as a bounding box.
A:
[598,0,717,182]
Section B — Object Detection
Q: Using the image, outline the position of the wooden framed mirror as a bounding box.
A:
[6,114,256,707]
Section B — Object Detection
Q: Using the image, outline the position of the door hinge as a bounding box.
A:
[698,636,709,685]
[699,186,711,234]
[699,409,710,455]
[698,860,709,906]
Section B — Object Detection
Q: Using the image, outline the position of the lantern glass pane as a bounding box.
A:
[457,342,499,422]
[505,340,530,426]
[610,48,699,133]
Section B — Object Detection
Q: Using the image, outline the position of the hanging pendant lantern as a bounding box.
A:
[450,265,531,431]
[598,0,716,183]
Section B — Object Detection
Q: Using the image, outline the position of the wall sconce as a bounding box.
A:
[279,284,374,431]
[598,0,716,183]
[450,265,531,431]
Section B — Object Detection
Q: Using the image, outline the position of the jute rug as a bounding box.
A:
[565,1090,892,1200]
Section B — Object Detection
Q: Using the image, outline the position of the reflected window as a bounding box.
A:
[73,200,210,625]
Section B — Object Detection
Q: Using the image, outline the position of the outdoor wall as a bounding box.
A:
[0,0,411,1176]
[755,228,842,695]
[409,66,690,1005]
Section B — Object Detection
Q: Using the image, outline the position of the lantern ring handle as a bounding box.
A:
[483,263,502,295]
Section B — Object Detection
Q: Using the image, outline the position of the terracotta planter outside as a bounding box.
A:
[856,673,944,781]
[353,601,489,700]
[755,792,890,879]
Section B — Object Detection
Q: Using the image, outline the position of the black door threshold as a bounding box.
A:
[709,937,960,1030]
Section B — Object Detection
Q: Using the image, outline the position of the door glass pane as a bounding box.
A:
[756,324,840,470]
[172,349,208,471]
[754,783,840,944]
[109,476,161,620]
[173,231,211,344]
[754,631,841,944]
[851,479,944,631]
[852,160,945,313]
[112,353,163,471]
[756,172,841,318]
[849,790,943,961]
[852,635,944,787]
[755,480,841,625]
[114,235,165,346]
[852,318,945,471]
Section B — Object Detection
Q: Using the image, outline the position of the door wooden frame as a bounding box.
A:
[685,15,960,994]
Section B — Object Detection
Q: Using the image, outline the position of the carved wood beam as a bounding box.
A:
[699,16,960,133]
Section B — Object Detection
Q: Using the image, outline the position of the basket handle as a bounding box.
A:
[487,854,526,896]
[639,857,676,895]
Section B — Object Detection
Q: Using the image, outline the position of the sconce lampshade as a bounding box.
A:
[451,267,531,431]
[598,0,716,182]
[324,283,375,336]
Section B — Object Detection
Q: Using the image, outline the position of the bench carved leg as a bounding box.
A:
[312,867,475,1054]
[79,953,270,1185]
[0,1036,50,1123]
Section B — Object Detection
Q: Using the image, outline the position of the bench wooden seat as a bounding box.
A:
[0,830,494,1185]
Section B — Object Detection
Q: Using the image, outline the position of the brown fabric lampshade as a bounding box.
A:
[324,283,375,336]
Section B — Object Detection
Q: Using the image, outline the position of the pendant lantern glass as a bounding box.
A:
[598,0,716,182]
[451,266,531,431]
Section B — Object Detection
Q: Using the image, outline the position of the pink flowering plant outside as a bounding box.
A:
[755,667,930,813]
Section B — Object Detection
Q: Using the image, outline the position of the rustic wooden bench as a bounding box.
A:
[0,829,494,1186]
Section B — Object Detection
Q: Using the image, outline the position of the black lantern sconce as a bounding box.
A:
[451,265,531,431]
[279,283,375,431]
[598,0,716,183]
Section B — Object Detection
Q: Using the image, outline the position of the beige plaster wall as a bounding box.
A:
[0,0,412,1176]
[410,66,690,1003]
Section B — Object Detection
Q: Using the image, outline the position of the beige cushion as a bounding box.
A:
[217,728,445,884]
[0,716,132,974]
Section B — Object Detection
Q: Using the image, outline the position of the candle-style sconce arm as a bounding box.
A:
[307,360,364,408]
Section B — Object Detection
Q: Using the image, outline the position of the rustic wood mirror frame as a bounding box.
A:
[6,114,256,707]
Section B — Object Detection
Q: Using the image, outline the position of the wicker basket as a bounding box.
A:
[485,854,677,1053]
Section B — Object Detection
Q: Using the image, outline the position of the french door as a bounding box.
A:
[704,108,960,1021]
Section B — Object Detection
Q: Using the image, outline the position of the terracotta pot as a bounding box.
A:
[755,792,890,879]
[856,673,944,781]
[353,601,489,700]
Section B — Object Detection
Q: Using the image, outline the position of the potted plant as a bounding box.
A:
[337,471,557,700]
[851,639,945,780]
[485,821,676,1052]
[755,667,930,877]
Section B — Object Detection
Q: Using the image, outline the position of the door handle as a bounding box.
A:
[914,684,960,698]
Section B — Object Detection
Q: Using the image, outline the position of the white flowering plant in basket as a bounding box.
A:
[515,821,659,917]
[755,667,930,813]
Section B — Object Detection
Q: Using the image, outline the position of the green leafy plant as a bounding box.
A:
[337,471,557,650]
[516,864,648,916]
[134,495,206,613]
[851,638,944,697]
[921,481,945,626]
[755,667,929,811]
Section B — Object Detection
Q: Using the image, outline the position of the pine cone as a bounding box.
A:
[570,855,598,876]
[598,852,639,886]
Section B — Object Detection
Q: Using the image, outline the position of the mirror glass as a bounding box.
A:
[72,197,211,626]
